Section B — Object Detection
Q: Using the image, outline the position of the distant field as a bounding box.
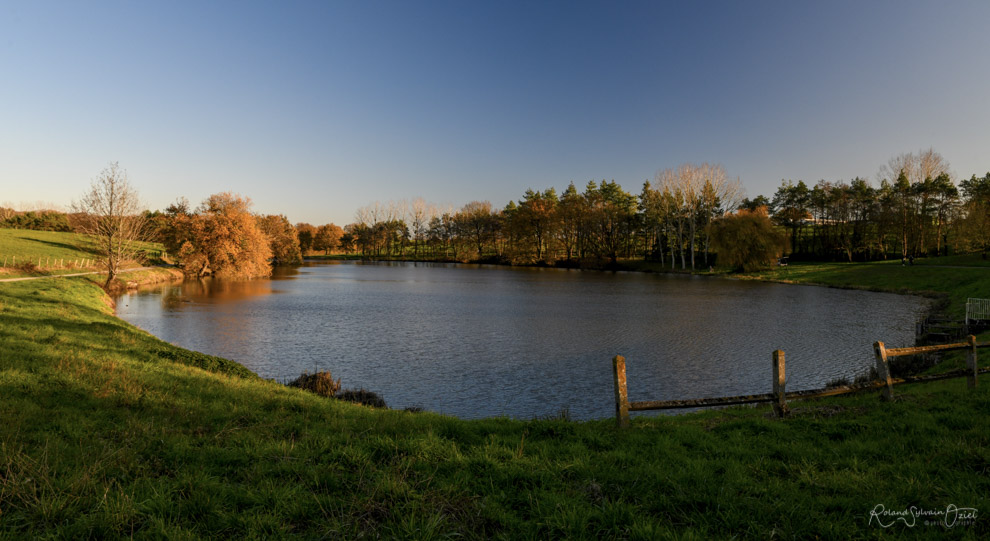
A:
[914,253,990,267]
[0,228,162,277]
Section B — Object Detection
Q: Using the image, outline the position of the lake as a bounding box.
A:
[115,261,929,420]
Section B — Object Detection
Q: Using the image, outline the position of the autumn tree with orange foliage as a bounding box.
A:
[709,207,788,272]
[257,214,302,264]
[296,222,317,253]
[314,223,343,254]
[164,193,273,278]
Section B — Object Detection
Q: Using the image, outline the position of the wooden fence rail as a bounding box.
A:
[612,336,987,427]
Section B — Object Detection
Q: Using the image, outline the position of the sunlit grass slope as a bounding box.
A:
[737,259,990,318]
[0,270,988,538]
[0,227,162,277]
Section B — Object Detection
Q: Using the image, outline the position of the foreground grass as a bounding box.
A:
[1,271,988,538]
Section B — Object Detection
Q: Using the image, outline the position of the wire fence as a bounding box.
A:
[0,251,166,271]
[0,255,98,269]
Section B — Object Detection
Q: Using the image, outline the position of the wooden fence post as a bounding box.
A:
[612,355,630,428]
[967,335,978,389]
[873,341,894,401]
[772,350,788,417]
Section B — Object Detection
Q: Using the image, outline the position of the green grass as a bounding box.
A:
[1,267,988,538]
[737,259,990,319]
[0,228,163,278]
[304,253,366,261]
[914,253,990,267]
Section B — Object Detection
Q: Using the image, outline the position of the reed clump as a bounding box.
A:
[287,370,342,398]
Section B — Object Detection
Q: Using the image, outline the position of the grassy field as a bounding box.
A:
[0,228,163,278]
[734,259,990,319]
[914,253,990,267]
[0,263,987,537]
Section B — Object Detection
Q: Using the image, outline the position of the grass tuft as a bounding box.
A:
[286,371,342,398]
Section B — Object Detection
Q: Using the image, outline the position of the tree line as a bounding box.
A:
[346,150,990,267]
[748,149,990,261]
[347,163,744,269]
[65,163,349,284]
[30,151,990,287]
[0,208,74,232]
[147,194,346,278]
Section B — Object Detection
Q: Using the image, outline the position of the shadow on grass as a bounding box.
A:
[19,237,100,255]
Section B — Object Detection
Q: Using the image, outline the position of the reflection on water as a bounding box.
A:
[117,261,930,420]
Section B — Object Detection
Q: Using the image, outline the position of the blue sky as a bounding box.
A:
[2,0,989,224]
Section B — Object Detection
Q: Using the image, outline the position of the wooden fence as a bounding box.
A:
[611,336,988,427]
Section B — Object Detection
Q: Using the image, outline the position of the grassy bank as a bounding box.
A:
[734,259,990,318]
[1,267,988,537]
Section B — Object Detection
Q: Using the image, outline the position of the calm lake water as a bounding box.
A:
[116,261,929,420]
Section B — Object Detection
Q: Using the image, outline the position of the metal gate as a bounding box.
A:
[966,298,990,325]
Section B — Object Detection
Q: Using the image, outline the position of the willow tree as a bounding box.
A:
[165,193,272,278]
[73,162,147,289]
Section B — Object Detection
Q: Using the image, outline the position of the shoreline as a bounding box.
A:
[305,254,946,302]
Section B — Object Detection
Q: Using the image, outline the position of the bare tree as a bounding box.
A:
[409,197,429,257]
[73,162,146,289]
[0,203,15,222]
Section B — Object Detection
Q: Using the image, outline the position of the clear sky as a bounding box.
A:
[2,0,989,225]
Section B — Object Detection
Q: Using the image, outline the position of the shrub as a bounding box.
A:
[337,388,387,408]
[709,208,788,272]
[287,371,341,398]
[825,377,850,389]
